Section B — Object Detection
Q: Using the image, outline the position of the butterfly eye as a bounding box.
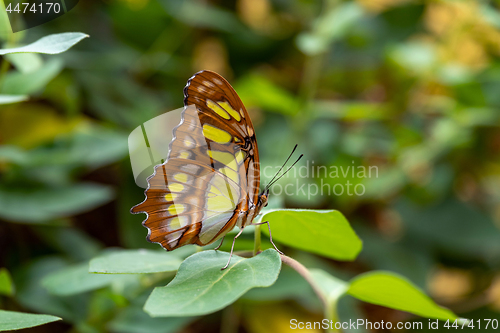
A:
[260,194,268,207]
[244,137,251,148]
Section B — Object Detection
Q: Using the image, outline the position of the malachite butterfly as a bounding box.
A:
[131,70,286,269]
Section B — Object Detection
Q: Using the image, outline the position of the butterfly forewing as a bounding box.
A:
[131,71,261,251]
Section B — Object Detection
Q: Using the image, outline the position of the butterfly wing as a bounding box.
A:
[131,70,260,250]
[183,71,260,205]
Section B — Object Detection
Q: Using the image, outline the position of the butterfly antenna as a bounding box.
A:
[267,154,303,189]
[265,144,298,190]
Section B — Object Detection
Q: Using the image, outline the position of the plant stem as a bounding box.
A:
[298,53,324,109]
[0,29,15,92]
[325,299,340,333]
[0,58,10,92]
[280,254,327,308]
[220,304,239,333]
[61,0,67,12]
[280,254,342,332]
[253,224,261,256]
[234,251,253,258]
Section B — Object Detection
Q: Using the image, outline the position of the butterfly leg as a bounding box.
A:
[221,228,244,270]
[214,236,225,251]
[251,221,284,255]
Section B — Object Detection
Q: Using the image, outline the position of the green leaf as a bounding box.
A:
[296,2,365,55]
[144,249,281,317]
[35,227,103,262]
[108,305,194,333]
[348,271,458,321]
[311,269,350,324]
[0,95,28,104]
[243,265,313,301]
[310,269,349,303]
[63,124,129,169]
[1,59,63,95]
[0,268,14,296]
[42,263,133,296]
[261,210,362,261]
[0,183,114,223]
[13,257,89,321]
[160,1,242,32]
[0,123,129,169]
[362,167,407,200]
[235,75,299,115]
[5,53,43,73]
[0,0,12,41]
[0,310,61,331]
[389,41,436,74]
[313,100,392,121]
[0,33,89,55]
[89,249,182,274]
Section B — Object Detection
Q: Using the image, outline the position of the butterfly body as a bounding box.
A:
[132,70,269,253]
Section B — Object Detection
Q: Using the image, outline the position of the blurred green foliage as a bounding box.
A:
[1,0,500,331]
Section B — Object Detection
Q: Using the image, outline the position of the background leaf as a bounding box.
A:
[296,2,365,55]
[108,305,194,333]
[42,262,134,296]
[13,257,88,321]
[310,269,349,303]
[0,95,28,104]
[0,183,114,223]
[0,310,61,331]
[1,59,63,95]
[0,268,14,296]
[262,210,362,260]
[0,33,88,55]
[34,226,103,262]
[348,271,458,321]
[89,249,182,274]
[5,53,43,73]
[235,75,299,115]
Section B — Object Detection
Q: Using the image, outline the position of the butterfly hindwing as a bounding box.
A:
[134,160,241,249]
[132,70,261,250]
